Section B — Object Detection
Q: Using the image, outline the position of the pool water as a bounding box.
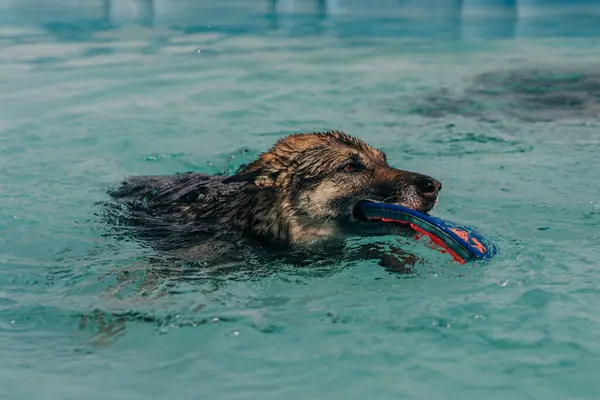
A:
[2,1,600,399]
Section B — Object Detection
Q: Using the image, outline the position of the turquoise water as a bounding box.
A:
[2,2,600,399]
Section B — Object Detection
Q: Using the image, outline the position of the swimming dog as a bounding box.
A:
[107,130,441,271]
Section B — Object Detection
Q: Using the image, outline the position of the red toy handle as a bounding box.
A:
[379,217,466,264]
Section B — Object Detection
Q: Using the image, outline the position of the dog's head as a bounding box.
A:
[224,131,441,242]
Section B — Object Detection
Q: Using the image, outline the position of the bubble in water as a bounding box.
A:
[196,48,218,56]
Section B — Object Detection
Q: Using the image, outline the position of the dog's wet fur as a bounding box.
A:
[80,131,443,340]
[107,130,441,272]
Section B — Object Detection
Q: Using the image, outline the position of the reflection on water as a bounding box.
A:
[2,0,600,40]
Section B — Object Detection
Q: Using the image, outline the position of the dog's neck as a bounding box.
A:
[219,186,337,246]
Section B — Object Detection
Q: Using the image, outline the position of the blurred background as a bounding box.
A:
[1,0,600,40]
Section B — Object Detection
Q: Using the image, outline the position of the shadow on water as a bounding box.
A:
[70,234,434,347]
[408,68,600,122]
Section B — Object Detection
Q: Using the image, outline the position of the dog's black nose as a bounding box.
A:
[415,176,441,195]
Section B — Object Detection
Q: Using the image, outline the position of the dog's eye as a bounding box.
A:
[342,163,362,173]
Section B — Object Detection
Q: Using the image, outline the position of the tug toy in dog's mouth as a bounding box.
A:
[354,201,497,264]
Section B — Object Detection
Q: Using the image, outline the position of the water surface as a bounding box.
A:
[1,1,600,399]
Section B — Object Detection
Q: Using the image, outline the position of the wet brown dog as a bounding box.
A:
[108,130,441,271]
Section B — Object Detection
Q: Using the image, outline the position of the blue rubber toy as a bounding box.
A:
[357,201,497,263]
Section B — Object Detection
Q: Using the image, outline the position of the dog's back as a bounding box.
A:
[110,172,226,205]
[106,173,244,260]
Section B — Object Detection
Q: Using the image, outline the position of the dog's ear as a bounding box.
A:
[222,159,277,188]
